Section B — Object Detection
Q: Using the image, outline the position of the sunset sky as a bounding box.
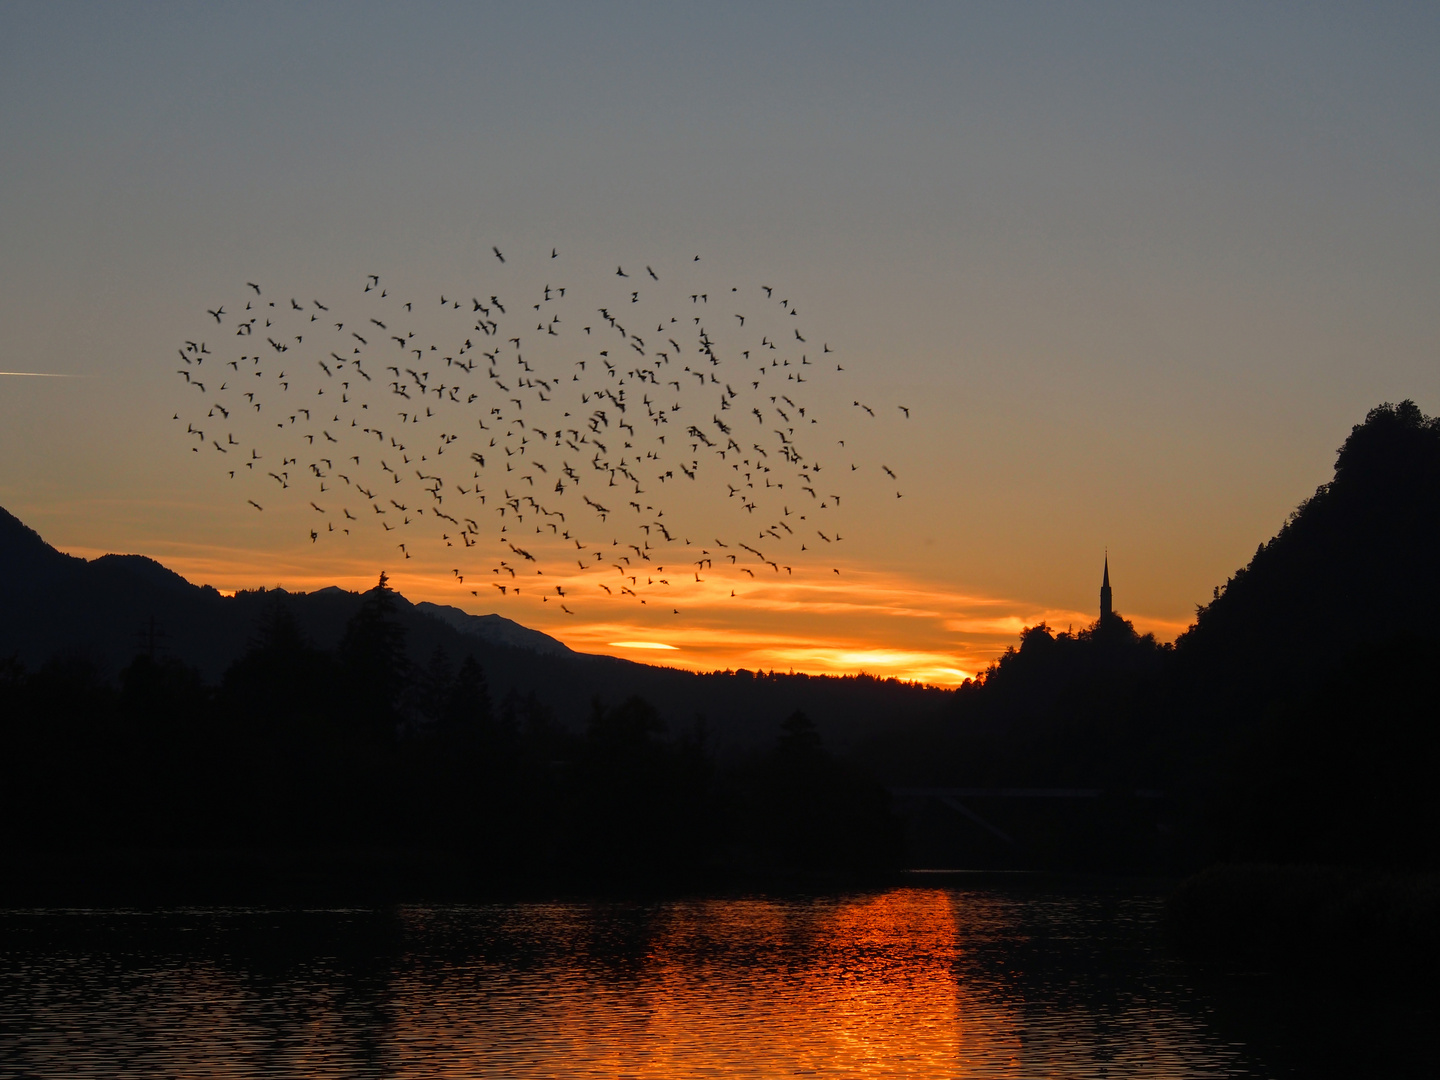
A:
[2,4,1437,684]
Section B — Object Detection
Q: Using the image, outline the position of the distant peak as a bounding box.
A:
[414,601,573,656]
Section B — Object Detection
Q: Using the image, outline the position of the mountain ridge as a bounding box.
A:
[0,506,949,752]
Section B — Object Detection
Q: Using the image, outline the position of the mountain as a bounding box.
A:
[0,506,948,753]
[2,505,236,678]
[413,602,572,656]
[0,504,583,683]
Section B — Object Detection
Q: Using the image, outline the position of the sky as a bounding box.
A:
[2,3,1437,684]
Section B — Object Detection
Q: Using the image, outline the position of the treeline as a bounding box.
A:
[0,577,900,889]
[865,613,1173,791]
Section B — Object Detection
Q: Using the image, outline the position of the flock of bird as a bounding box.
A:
[172,251,908,614]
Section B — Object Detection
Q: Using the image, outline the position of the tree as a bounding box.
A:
[338,572,410,741]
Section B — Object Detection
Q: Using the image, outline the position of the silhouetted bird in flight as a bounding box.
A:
[173,252,908,618]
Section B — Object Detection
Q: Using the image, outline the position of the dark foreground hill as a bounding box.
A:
[1157,401,1440,871]
[860,401,1440,873]
[1174,398,1440,726]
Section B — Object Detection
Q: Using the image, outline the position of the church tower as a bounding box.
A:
[1100,554,1112,622]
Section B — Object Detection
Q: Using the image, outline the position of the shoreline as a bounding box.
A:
[0,849,1185,907]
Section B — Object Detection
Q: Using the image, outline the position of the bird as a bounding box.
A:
[175,257,901,631]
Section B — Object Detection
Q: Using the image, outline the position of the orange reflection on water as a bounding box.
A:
[7,892,1254,1078]
[385,889,1033,1079]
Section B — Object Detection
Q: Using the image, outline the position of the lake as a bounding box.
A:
[0,882,1432,1078]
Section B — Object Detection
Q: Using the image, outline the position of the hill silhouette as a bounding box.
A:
[1176,399,1440,722]
[861,401,1440,872]
[1161,404,1440,971]
[1177,403,1440,868]
[0,506,947,756]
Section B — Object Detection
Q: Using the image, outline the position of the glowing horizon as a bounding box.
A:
[55,538,1189,687]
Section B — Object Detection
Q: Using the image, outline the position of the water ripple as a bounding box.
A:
[0,888,1330,1078]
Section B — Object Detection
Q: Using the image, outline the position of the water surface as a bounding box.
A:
[0,885,1429,1077]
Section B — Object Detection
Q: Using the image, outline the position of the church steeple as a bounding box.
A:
[1100,553,1112,622]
